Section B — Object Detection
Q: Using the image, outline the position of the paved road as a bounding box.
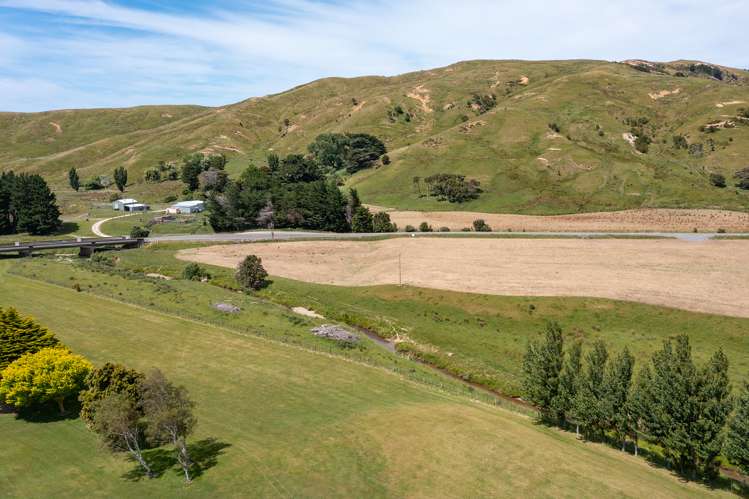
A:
[149,230,726,244]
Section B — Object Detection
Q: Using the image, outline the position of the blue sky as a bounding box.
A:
[0,0,747,112]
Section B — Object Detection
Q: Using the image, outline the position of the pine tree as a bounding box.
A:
[626,365,652,456]
[351,206,374,233]
[552,340,581,427]
[695,349,732,478]
[725,380,749,475]
[602,347,635,450]
[0,307,61,370]
[113,166,128,192]
[68,167,80,191]
[12,174,61,235]
[572,340,608,439]
[521,322,564,420]
[0,171,15,234]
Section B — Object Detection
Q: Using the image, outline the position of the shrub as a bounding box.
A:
[634,134,651,153]
[372,212,397,233]
[709,173,727,188]
[468,93,497,114]
[438,226,451,232]
[473,219,492,232]
[85,178,104,190]
[424,173,481,203]
[672,135,688,150]
[144,168,161,183]
[163,195,178,203]
[236,255,269,291]
[419,222,433,232]
[735,167,749,190]
[381,154,391,165]
[548,122,561,133]
[182,263,210,281]
[717,228,726,234]
[130,226,150,238]
[461,227,472,232]
[404,225,416,233]
[109,193,122,202]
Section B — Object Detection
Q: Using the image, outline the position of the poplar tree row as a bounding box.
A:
[522,323,749,479]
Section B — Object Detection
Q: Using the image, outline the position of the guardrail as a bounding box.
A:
[0,237,144,257]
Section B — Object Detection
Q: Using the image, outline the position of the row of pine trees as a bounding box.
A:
[522,323,749,480]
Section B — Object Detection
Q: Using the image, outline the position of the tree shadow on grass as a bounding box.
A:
[13,399,81,423]
[533,419,747,495]
[122,438,231,482]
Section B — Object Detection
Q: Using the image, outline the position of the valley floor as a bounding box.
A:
[179,237,749,318]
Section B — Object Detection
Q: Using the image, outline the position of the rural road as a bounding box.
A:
[149,230,725,243]
[92,210,166,237]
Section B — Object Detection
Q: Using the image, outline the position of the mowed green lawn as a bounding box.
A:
[0,264,731,497]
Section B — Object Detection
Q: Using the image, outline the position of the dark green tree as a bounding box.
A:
[573,340,608,439]
[181,154,205,191]
[694,349,732,478]
[113,167,128,192]
[626,365,653,456]
[68,167,80,191]
[725,380,749,475]
[12,174,61,235]
[79,362,145,427]
[236,255,269,291]
[267,153,280,172]
[0,171,16,234]
[351,206,374,233]
[0,307,60,371]
[637,335,730,476]
[521,322,564,420]
[372,212,397,233]
[552,340,582,428]
[602,348,635,450]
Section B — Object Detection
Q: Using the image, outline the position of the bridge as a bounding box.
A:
[0,237,145,257]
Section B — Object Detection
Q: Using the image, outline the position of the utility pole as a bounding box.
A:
[398,252,402,286]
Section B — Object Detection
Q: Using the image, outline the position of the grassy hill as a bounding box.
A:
[0,259,736,497]
[2,59,749,214]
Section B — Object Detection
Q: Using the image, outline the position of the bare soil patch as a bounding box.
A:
[179,238,749,318]
[365,207,749,233]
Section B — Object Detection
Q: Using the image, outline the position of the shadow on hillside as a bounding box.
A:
[122,438,231,481]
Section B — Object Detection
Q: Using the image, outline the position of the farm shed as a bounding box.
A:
[112,198,138,210]
[167,200,205,214]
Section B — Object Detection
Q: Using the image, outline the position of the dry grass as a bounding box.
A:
[366,206,749,233]
[179,238,749,318]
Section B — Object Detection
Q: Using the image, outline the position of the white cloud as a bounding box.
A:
[0,0,747,111]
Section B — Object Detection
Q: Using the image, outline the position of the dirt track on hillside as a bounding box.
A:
[364,207,749,233]
[178,238,749,318]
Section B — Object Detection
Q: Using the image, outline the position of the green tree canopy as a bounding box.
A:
[725,380,749,475]
[522,322,564,420]
[11,173,62,235]
[0,307,60,371]
[68,167,80,191]
[78,362,145,426]
[0,347,92,413]
[113,166,128,192]
[236,255,269,291]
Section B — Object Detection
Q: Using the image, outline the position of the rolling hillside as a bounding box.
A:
[1,59,749,214]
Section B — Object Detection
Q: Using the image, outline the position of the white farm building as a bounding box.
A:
[167,200,205,214]
[112,198,138,210]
